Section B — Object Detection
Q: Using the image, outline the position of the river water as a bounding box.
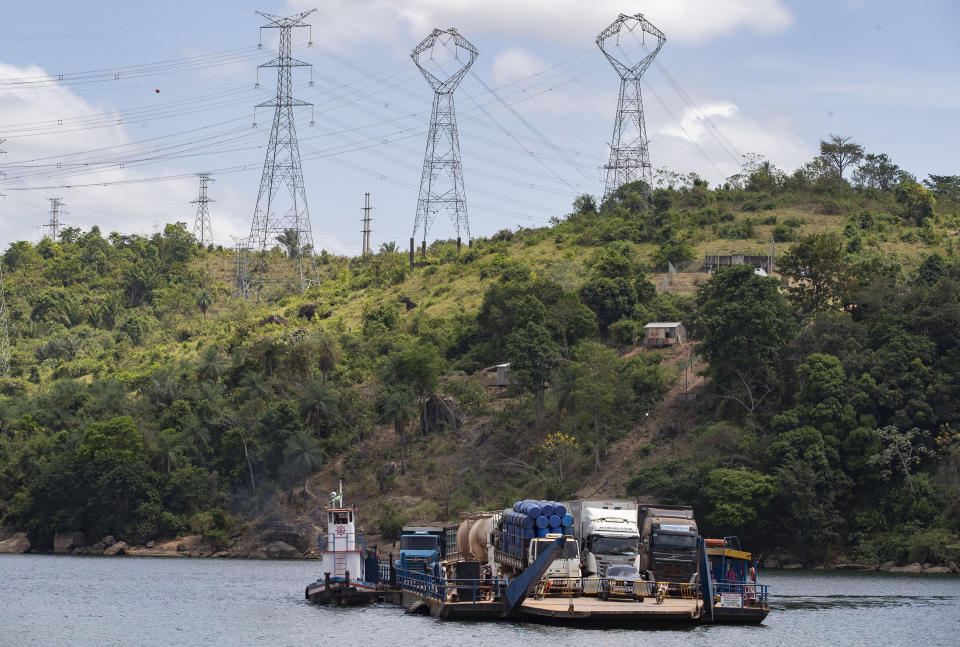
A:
[2,554,959,646]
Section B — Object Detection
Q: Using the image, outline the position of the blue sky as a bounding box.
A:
[0,1,957,254]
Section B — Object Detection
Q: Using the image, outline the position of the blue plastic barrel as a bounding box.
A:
[554,503,567,517]
[561,513,574,527]
[540,501,555,517]
[536,527,549,538]
[548,514,561,527]
[535,515,548,529]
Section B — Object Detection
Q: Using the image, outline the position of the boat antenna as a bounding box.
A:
[339,478,343,506]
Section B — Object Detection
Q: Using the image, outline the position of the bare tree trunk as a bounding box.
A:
[396,421,405,475]
[238,427,257,493]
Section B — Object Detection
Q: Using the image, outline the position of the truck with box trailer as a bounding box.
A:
[564,499,642,577]
[637,505,699,584]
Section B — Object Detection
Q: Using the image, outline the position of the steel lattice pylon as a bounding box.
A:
[411,28,477,253]
[247,9,318,299]
[597,14,665,201]
[191,172,214,246]
[44,198,66,240]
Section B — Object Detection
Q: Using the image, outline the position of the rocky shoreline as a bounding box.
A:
[760,553,959,575]
[2,527,957,574]
[0,522,329,560]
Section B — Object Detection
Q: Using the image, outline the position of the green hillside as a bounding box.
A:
[1,156,959,566]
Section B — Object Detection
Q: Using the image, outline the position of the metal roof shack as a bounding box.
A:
[643,322,686,348]
[483,363,510,388]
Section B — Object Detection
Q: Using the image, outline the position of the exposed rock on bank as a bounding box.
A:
[0,531,30,554]
[54,531,86,554]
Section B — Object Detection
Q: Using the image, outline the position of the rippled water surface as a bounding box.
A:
[2,555,959,646]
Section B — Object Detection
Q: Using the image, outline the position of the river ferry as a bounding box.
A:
[703,536,770,624]
[304,485,382,605]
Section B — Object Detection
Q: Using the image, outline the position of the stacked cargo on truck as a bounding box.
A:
[489,500,580,580]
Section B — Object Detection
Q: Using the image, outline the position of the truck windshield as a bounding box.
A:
[401,536,438,551]
[532,538,579,560]
[591,536,639,556]
[652,533,697,550]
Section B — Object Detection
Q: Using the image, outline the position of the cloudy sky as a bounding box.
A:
[0,1,957,254]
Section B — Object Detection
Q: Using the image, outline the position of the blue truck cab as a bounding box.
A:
[398,526,444,574]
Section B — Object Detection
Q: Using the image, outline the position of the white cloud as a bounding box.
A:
[288,0,794,51]
[654,99,813,183]
[0,62,251,248]
[492,47,549,87]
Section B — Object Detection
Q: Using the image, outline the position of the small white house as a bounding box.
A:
[643,322,687,348]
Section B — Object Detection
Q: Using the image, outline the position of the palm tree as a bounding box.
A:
[283,428,325,495]
[180,414,210,461]
[298,378,338,436]
[276,229,301,258]
[195,288,214,319]
[314,332,340,384]
[237,370,270,402]
[378,387,416,475]
[149,428,186,474]
[197,346,225,382]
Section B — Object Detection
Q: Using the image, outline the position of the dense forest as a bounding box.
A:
[0,139,958,566]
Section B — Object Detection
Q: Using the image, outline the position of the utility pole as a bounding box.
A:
[191,172,214,246]
[411,28,477,261]
[44,198,66,240]
[247,9,319,299]
[361,192,372,255]
[597,14,665,201]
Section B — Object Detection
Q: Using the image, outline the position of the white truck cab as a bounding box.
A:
[530,534,582,579]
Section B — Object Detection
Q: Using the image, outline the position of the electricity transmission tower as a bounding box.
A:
[231,235,251,300]
[361,192,372,255]
[411,28,477,262]
[246,9,318,299]
[597,14,665,201]
[44,198,66,240]
[191,172,214,245]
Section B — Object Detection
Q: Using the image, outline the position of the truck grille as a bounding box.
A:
[655,562,695,582]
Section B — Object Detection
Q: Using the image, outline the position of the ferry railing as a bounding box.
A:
[442,578,507,603]
[317,532,366,554]
[390,566,508,603]
[395,567,444,600]
[713,580,769,606]
[540,577,698,601]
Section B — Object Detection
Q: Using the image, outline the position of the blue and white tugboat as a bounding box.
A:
[305,484,382,605]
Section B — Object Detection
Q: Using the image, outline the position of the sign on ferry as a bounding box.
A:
[718,593,743,608]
